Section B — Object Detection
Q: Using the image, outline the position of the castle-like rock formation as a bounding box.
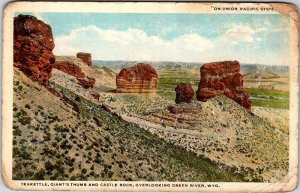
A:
[175,83,194,104]
[77,52,92,66]
[196,61,251,110]
[116,63,158,93]
[13,14,55,85]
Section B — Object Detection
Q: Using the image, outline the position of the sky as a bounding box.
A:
[18,12,290,65]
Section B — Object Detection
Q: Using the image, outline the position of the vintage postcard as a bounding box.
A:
[2,1,299,192]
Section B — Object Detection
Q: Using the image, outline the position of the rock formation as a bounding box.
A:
[90,91,100,101]
[13,14,55,85]
[53,57,96,89]
[78,77,96,89]
[52,61,85,79]
[196,61,251,110]
[175,83,194,103]
[77,52,92,66]
[116,63,158,93]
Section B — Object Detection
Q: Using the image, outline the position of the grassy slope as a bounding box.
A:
[245,88,289,109]
[13,69,245,182]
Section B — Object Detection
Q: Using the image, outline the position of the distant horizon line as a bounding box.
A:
[90,59,289,66]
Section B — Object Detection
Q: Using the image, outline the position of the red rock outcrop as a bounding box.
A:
[52,57,96,89]
[14,14,55,85]
[52,62,85,79]
[116,63,158,93]
[196,61,251,110]
[78,77,96,89]
[77,52,92,66]
[175,83,194,104]
[90,91,100,101]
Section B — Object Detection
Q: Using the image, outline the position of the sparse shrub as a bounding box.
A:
[13,147,20,157]
[55,136,62,142]
[14,109,32,125]
[120,146,125,154]
[14,147,31,160]
[54,125,70,132]
[81,168,87,174]
[44,161,54,171]
[70,175,77,181]
[13,126,22,136]
[32,169,46,180]
[69,167,75,173]
[60,139,71,149]
[13,139,17,145]
[94,158,101,164]
[43,133,51,141]
[78,144,83,149]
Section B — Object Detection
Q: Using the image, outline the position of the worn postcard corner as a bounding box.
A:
[2,1,299,192]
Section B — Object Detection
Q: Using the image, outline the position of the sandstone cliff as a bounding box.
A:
[116,63,158,93]
[14,14,55,85]
[196,61,251,110]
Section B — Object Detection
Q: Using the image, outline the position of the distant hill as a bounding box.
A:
[241,64,289,74]
[93,60,289,74]
[93,60,203,68]
[243,71,281,79]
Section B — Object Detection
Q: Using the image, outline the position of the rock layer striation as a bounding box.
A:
[196,61,251,110]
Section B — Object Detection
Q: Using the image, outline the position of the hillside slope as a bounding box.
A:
[13,68,244,181]
[99,92,289,182]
